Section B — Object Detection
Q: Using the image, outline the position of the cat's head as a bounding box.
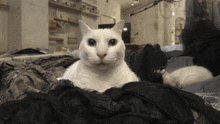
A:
[78,20,125,69]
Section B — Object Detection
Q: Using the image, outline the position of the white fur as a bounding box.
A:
[162,65,213,89]
[61,20,139,93]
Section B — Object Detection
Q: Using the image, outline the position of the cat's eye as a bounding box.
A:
[88,39,96,46]
[109,39,117,46]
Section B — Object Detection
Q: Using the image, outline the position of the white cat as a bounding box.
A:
[61,20,139,93]
[162,65,213,89]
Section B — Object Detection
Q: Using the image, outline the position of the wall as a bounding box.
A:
[173,0,185,44]
[0,5,9,53]
[122,1,186,46]
[21,0,48,49]
[97,0,120,24]
[4,0,120,53]
[122,3,159,45]
[81,0,99,29]
[157,1,174,46]
[8,0,22,51]
[8,0,48,51]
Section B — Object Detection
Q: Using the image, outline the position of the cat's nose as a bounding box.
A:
[97,53,107,60]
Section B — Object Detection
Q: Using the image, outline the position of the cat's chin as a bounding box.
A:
[95,62,111,70]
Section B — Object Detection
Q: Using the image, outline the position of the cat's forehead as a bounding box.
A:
[87,29,119,38]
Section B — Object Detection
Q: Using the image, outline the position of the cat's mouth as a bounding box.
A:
[96,61,111,67]
[98,62,105,65]
[95,61,110,70]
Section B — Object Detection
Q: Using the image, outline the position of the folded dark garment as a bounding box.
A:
[125,44,167,83]
[13,48,45,55]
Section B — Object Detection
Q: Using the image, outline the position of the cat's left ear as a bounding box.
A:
[112,20,125,34]
[78,20,93,35]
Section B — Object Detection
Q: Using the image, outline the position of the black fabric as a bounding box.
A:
[193,0,209,19]
[0,80,219,124]
[125,51,139,69]
[0,48,53,58]
[127,44,167,83]
[181,20,218,51]
[13,48,45,55]
[184,0,213,30]
[181,20,220,76]
[192,41,220,76]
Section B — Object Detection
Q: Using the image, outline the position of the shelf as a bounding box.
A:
[49,27,63,33]
[49,2,82,13]
[49,37,64,41]
[54,18,78,25]
[0,3,10,10]
[49,19,57,29]
[82,11,99,17]
[82,0,97,7]
[70,0,81,2]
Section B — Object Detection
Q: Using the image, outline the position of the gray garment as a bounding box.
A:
[165,56,194,73]
[213,1,220,30]
[183,75,220,111]
[165,56,220,111]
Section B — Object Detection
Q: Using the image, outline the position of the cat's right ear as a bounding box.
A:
[112,20,125,34]
[78,20,92,35]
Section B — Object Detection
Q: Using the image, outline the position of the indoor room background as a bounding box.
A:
[0,0,219,53]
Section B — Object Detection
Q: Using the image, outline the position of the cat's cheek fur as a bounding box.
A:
[79,43,97,62]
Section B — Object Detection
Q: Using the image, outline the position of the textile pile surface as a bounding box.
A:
[0,80,220,124]
[0,47,219,124]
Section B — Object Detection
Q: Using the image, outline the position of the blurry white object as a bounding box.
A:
[162,65,213,89]
[160,44,183,52]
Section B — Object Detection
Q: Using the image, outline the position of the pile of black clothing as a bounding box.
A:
[0,48,50,58]
[125,44,167,83]
[182,20,220,76]
[0,80,220,124]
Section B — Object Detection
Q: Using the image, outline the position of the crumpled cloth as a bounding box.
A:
[0,61,57,104]
[0,55,75,104]
[183,75,220,111]
[0,80,219,124]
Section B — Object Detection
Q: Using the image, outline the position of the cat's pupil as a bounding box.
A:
[88,39,96,46]
[109,39,117,46]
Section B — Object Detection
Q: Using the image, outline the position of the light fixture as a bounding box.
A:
[131,0,139,7]
[172,12,175,16]
[123,28,128,31]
